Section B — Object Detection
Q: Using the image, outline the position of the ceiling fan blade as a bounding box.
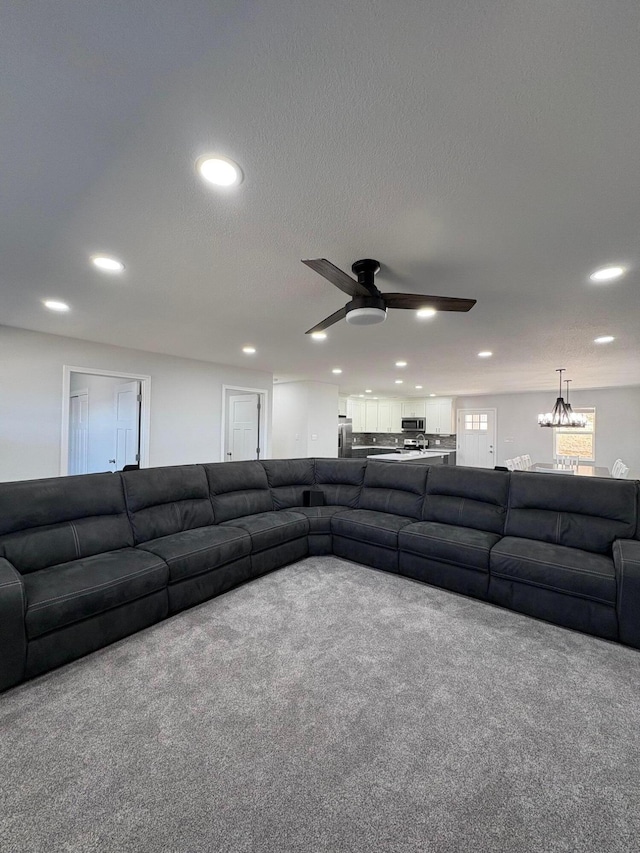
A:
[302,258,370,297]
[383,293,477,312]
[305,306,348,334]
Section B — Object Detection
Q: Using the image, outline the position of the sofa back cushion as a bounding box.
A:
[0,473,132,574]
[204,461,273,523]
[261,459,315,510]
[358,460,428,519]
[122,465,214,544]
[423,466,509,534]
[314,458,367,507]
[506,471,637,554]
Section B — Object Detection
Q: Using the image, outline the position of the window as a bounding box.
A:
[464,412,488,431]
[554,408,595,463]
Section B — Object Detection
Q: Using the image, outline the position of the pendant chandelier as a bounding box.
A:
[538,369,587,428]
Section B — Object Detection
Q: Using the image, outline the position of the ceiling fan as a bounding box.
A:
[302,258,476,334]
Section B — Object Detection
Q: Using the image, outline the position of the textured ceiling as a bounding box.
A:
[2,0,639,398]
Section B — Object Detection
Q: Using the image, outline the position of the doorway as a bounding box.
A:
[222,386,268,462]
[456,408,497,468]
[61,366,151,475]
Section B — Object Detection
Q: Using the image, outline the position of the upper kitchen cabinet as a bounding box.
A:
[401,400,426,418]
[346,398,365,432]
[338,396,348,417]
[377,401,403,433]
[425,397,456,435]
[364,400,379,432]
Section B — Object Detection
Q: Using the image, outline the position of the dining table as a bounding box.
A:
[527,462,611,478]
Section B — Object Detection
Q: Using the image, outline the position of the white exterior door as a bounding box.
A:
[114,381,140,469]
[456,409,496,468]
[227,394,260,461]
[69,391,89,475]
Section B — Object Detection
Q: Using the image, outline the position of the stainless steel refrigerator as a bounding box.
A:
[338,418,353,457]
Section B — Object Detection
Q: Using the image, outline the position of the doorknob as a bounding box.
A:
[108,458,116,464]
[226,452,232,457]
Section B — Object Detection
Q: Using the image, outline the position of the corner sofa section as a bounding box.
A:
[0,459,638,692]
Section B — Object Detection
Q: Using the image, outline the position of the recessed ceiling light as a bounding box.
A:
[365,389,372,393]
[395,380,403,384]
[415,385,423,389]
[43,299,70,312]
[373,397,378,400]
[417,308,437,319]
[430,394,436,397]
[594,335,615,344]
[92,255,125,273]
[197,155,243,187]
[242,346,256,354]
[358,394,365,398]
[589,266,627,283]
[395,361,407,367]
[332,368,342,374]
[478,351,493,358]
[311,332,327,340]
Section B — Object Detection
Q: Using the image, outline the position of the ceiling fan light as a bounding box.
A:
[345,307,387,326]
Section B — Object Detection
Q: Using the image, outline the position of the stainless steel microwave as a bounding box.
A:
[401,417,425,431]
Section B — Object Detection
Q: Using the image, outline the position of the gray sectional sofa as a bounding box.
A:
[1,458,639,693]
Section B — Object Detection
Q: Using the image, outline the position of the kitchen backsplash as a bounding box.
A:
[354,432,457,450]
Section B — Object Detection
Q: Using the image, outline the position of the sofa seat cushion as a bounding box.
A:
[491,536,616,605]
[399,522,501,572]
[332,509,414,549]
[24,548,169,640]
[286,505,348,534]
[136,525,251,584]
[220,511,308,552]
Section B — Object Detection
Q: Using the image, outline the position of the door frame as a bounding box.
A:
[60,365,152,475]
[456,407,497,468]
[221,385,269,462]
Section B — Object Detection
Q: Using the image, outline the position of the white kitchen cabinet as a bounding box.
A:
[377,401,390,432]
[347,399,365,432]
[390,402,403,433]
[425,397,455,435]
[338,396,348,417]
[401,400,426,418]
[377,401,402,433]
[364,400,379,432]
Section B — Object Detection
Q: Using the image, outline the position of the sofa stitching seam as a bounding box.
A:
[27,562,167,611]
[492,551,613,578]
[140,536,248,563]
[69,521,81,558]
[491,572,614,605]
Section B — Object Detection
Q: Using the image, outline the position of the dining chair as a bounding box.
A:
[614,462,629,479]
[521,454,532,468]
[611,458,624,478]
[557,455,579,469]
[512,456,524,470]
[504,459,515,471]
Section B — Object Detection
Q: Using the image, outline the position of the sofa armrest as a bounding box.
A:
[0,557,27,691]
[613,539,640,649]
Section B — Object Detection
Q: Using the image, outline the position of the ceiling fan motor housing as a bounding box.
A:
[345,295,387,325]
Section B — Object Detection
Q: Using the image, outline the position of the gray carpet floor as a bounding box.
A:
[1,557,640,853]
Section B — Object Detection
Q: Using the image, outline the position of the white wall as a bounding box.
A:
[0,325,273,482]
[456,386,640,478]
[272,381,339,458]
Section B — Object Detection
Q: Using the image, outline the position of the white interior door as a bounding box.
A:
[227,394,260,461]
[115,380,141,469]
[456,409,496,468]
[69,391,89,475]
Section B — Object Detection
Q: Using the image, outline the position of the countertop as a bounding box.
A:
[367,450,455,461]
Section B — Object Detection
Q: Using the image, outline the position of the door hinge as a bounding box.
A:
[136,394,142,402]
[135,453,140,462]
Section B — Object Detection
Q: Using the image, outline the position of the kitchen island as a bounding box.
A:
[368,450,456,465]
